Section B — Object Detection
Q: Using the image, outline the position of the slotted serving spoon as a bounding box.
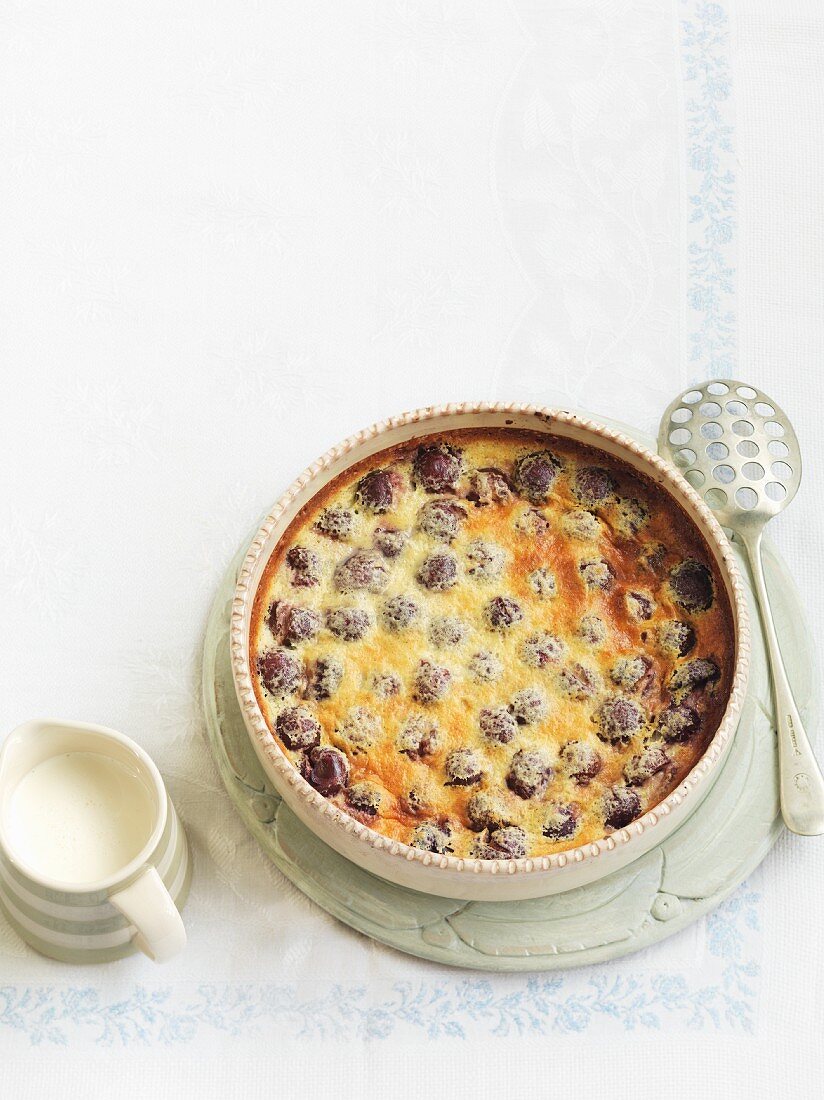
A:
[658,379,824,836]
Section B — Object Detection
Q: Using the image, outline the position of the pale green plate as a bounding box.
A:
[201,424,817,971]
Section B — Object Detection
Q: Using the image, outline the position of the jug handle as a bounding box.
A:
[109,866,186,963]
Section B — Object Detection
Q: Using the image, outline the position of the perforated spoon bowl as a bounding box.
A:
[659,379,824,836]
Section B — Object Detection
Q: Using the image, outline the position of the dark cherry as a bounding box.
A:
[521,631,565,668]
[346,782,382,815]
[542,803,580,840]
[428,616,466,648]
[285,546,321,588]
[571,466,616,506]
[557,662,601,700]
[302,746,349,796]
[444,748,483,786]
[657,619,696,658]
[511,687,548,725]
[528,567,557,598]
[326,607,371,640]
[412,442,463,493]
[372,526,408,558]
[579,558,614,590]
[354,468,402,514]
[275,706,321,750]
[381,594,420,632]
[308,655,344,700]
[478,706,517,744]
[595,695,645,743]
[506,749,553,799]
[411,822,453,853]
[333,549,389,594]
[267,601,321,646]
[466,467,513,506]
[417,498,467,542]
[467,650,503,683]
[396,714,441,758]
[416,551,458,591]
[466,791,509,832]
[257,649,302,697]
[513,450,561,503]
[483,595,524,630]
[610,655,651,692]
[657,703,701,743]
[624,745,670,786]
[315,506,354,540]
[559,741,603,785]
[413,660,451,704]
[625,591,655,621]
[602,785,641,830]
[670,657,720,693]
[670,559,714,612]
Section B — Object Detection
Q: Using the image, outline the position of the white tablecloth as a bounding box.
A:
[2,1,822,1096]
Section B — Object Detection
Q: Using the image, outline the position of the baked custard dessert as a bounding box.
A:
[250,429,734,860]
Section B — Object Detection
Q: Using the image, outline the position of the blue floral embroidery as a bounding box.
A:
[0,888,760,1045]
[681,1,736,378]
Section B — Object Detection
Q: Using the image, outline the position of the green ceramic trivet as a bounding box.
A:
[201,422,817,971]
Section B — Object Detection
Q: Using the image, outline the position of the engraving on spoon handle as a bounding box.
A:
[741,529,824,835]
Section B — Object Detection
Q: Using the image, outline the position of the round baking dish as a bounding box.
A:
[231,405,750,901]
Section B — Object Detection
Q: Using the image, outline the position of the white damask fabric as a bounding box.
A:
[1,1,822,1097]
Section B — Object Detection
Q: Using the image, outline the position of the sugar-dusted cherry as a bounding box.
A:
[285,546,321,588]
[257,649,303,697]
[559,741,603,785]
[624,745,670,785]
[511,686,548,725]
[333,549,389,594]
[478,705,517,744]
[571,466,616,506]
[483,595,524,630]
[444,747,484,786]
[542,802,580,840]
[601,785,641,830]
[275,706,321,751]
[413,659,451,703]
[381,594,420,632]
[346,782,383,815]
[657,702,701,743]
[506,749,553,799]
[416,550,458,591]
[595,695,645,743]
[513,450,561,503]
[396,713,442,758]
[315,506,354,541]
[417,498,467,542]
[326,606,371,640]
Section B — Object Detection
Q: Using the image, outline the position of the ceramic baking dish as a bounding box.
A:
[230,405,749,901]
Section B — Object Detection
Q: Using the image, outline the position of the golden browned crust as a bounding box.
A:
[250,428,734,859]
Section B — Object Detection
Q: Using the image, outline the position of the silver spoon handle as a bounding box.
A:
[740,528,824,835]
